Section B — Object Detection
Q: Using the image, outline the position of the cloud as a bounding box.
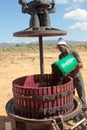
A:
[70,22,87,30]
[55,0,68,4]
[56,0,85,12]
[63,8,87,30]
[6,38,20,44]
[55,0,84,4]
[0,40,2,43]
[64,8,87,21]
[73,0,84,2]
[6,37,38,44]
[65,4,80,11]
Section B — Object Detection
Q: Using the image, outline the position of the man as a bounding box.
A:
[57,37,87,111]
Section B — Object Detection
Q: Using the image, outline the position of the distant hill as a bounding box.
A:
[0,42,26,46]
[0,40,87,46]
[29,40,87,45]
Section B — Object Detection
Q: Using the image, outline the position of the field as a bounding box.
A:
[0,44,87,130]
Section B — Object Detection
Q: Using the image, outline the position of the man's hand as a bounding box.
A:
[76,63,83,69]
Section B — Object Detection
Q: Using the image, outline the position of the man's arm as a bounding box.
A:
[72,50,83,69]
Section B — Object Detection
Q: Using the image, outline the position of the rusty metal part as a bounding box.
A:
[64,109,87,130]
[27,2,51,10]
[13,88,74,101]
[13,29,66,77]
[6,99,62,130]
[39,36,44,78]
[63,96,82,122]
[65,117,87,130]
[13,28,67,37]
[12,75,74,118]
[18,0,55,29]
[70,118,86,130]
[5,96,81,120]
[52,118,63,130]
[14,0,67,77]
[6,96,84,130]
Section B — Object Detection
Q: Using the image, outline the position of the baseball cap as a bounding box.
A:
[57,38,67,45]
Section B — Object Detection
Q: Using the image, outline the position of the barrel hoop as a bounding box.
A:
[14,99,74,116]
[13,89,74,101]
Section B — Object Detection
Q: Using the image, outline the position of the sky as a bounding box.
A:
[0,0,87,44]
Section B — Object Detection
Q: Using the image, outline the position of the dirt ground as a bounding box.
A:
[0,50,87,130]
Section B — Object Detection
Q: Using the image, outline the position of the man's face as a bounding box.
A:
[57,44,66,52]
